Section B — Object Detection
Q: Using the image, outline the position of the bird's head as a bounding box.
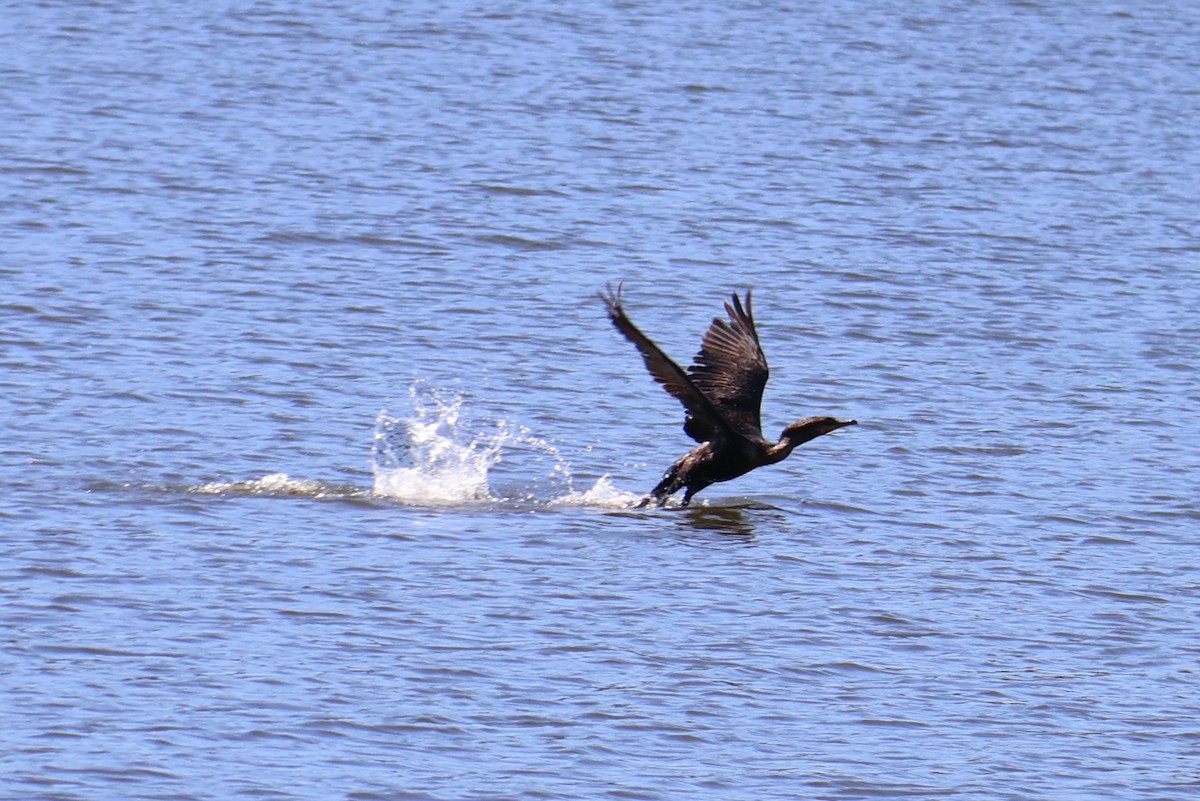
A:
[781,415,857,447]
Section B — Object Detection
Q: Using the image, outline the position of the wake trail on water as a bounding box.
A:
[188,385,641,507]
[193,472,369,500]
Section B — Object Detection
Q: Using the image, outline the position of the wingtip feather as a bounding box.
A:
[600,280,625,317]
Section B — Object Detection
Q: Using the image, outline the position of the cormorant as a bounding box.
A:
[602,283,856,507]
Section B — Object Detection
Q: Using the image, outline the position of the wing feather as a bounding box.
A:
[686,290,769,439]
[601,284,740,444]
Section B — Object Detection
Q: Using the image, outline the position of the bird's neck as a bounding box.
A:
[768,426,827,462]
[765,438,799,464]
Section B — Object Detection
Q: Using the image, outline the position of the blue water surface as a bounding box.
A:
[3,1,1199,799]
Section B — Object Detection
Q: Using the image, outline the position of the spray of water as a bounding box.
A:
[371,387,497,503]
[371,384,642,507]
[554,474,644,507]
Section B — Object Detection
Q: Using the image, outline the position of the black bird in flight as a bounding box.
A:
[602,283,856,507]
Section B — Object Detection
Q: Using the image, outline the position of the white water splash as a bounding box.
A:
[553,475,646,508]
[372,385,587,505]
[371,388,491,503]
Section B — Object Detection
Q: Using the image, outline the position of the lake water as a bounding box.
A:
[3,1,1199,799]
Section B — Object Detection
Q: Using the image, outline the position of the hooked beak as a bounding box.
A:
[833,419,857,431]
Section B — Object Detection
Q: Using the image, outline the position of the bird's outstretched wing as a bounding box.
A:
[601,283,740,444]
[686,291,769,439]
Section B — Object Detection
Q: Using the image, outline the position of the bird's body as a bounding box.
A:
[602,284,855,507]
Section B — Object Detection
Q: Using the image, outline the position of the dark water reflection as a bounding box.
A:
[675,505,758,538]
